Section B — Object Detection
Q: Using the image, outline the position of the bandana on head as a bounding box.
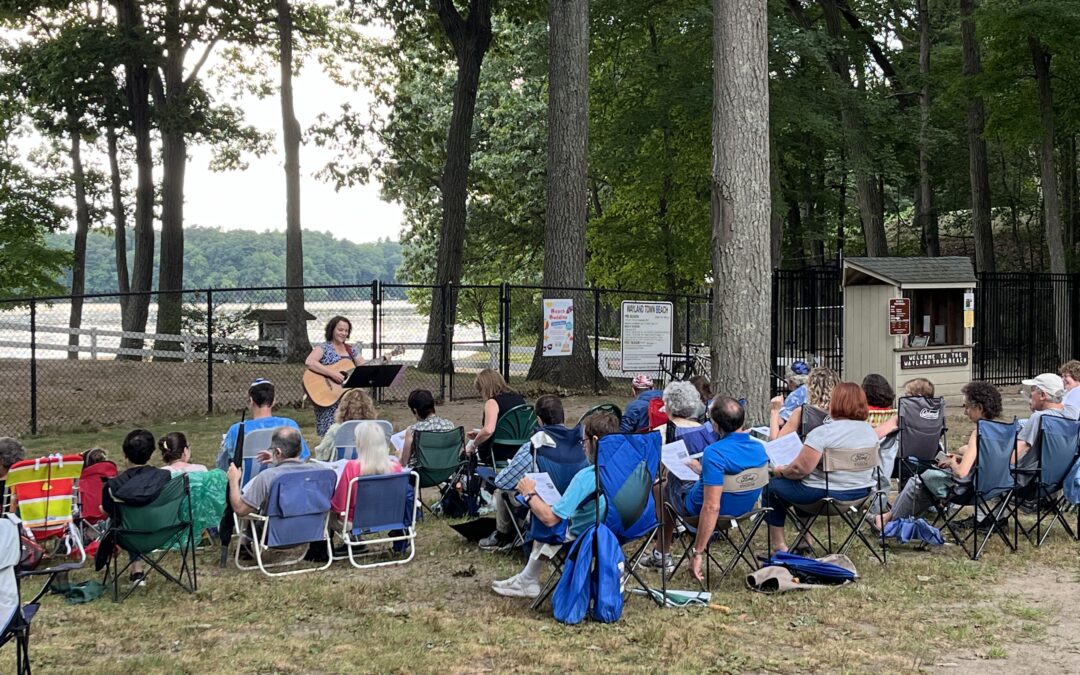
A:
[632,374,654,388]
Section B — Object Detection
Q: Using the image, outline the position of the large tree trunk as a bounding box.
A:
[113,0,154,359]
[278,0,312,362]
[711,0,771,421]
[416,0,494,374]
[1062,134,1077,264]
[154,0,187,357]
[106,127,130,309]
[819,0,887,256]
[916,0,939,257]
[1031,38,1066,274]
[526,0,603,388]
[67,128,90,360]
[961,0,994,272]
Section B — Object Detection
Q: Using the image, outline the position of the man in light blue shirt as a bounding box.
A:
[215,379,310,471]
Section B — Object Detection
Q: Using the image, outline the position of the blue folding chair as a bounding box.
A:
[1010,415,1080,547]
[936,418,1018,560]
[337,471,420,569]
[234,468,337,576]
[671,423,718,456]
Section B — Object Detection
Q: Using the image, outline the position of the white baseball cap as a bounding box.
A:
[1022,373,1065,399]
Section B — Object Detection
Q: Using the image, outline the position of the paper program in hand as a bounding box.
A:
[661,440,699,482]
[764,433,803,466]
[525,472,563,505]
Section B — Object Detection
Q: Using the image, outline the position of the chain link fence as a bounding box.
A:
[0,282,712,434]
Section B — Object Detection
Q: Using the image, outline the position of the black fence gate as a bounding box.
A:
[770,268,843,396]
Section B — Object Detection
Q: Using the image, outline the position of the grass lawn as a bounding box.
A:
[13,394,1080,674]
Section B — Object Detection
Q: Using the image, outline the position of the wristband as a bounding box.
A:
[524,492,538,504]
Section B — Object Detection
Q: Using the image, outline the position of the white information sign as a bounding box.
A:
[542,299,575,357]
[621,301,674,372]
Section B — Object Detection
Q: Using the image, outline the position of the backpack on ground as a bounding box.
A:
[551,523,625,624]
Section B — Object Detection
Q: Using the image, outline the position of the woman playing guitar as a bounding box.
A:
[305,315,391,436]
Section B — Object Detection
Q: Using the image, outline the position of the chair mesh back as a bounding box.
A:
[898,396,945,461]
[413,428,465,488]
[263,469,336,548]
[799,405,830,437]
[596,432,661,541]
[490,405,538,464]
[1032,415,1080,488]
[975,419,1017,499]
[822,446,881,473]
[349,472,414,535]
[722,465,769,493]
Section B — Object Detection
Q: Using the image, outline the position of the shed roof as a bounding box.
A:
[843,257,976,289]
[244,308,317,322]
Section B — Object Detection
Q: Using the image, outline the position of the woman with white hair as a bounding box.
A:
[330,422,403,533]
[654,380,705,442]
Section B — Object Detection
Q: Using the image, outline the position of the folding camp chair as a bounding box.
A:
[337,471,419,569]
[412,427,466,514]
[76,461,118,542]
[669,423,718,455]
[487,404,537,469]
[785,445,888,564]
[576,404,622,428]
[895,395,947,485]
[0,514,80,675]
[664,465,771,591]
[1008,415,1080,547]
[798,404,830,438]
[239,429,276,487]
[107,474,197,602]
[6,455,86,566]
[935,419,1018,560]
[511,426,591,553]
[331,420,395,461]
[234,468,337,577]
[531,432,663,610]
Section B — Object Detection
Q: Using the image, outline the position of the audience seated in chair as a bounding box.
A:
[313,389,379,461]
[102,429,173,587]
[400,389,455,467]
[466,369,526,457]
[479,395,575,551]
[226,427,323,520]
[621,374,662,433]
[763,382,879,553]
[1016,373,1079,465]
[769,367,839,440]
[776,360,811,423]
[491,412,620,599]
[689,375,713,413]
[159,432,207,474]
[873,377,935,439]
[1060,360,1080,410]
[330,422,403,536]
[654,381,705,442]
[215,378,310,471]
[642,397,768,576]
[875,381,1001,533]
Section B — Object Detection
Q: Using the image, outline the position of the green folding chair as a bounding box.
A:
[413,427,467,514]
[486,404,538,469]
[576,403,622,427]
[106,474,197,603]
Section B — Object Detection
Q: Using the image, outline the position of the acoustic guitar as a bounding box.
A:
[302,346,404,408]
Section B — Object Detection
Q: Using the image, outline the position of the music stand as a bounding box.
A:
[342,364,404,390]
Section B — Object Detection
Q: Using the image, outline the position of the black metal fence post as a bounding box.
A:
[445,282,453,401]
[770,271,779,396]
[1072,274,1080,360]
[1026,272,1036,377]
[30,299,37,435]
[500,283,511,382]
[372,280,381,403]
[206,289,214,414]
[594,288,601,394]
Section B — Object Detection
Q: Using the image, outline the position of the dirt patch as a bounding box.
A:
[931,564,1080,673]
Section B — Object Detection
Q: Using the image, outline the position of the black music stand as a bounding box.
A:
[342,364,405,395]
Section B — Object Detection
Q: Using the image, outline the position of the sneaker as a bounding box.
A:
[478,530,515,551]
[129,571,147,587]
[492,574,540,599]
[492,573,520,589]
[640,550,675,574]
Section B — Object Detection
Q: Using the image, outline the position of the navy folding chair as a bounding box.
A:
[337,471,419,569]
[936,419,1018,560]
[234,468,337,576]
[671,423,718,456]
[896,395,947,485]
[1010,415,1080,547]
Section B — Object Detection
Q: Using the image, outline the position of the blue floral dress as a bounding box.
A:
[314,341,358,436]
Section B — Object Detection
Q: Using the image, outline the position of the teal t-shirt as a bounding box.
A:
[551,466,607,538]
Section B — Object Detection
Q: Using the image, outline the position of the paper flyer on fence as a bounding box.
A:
[661,440,699,482]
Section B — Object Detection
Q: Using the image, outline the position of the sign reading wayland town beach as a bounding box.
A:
[621,301,673,372]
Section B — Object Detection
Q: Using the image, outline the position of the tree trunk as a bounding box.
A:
[819,0,887,256]
[917,0,938,257]
[1031,38,1067,274]
[67,128,90,360]
[106,126,131,322]
[711,0,771,421]
[278,0,312,362]
[113,0,154,359]
[961,0,994,272]
[526,0,603,388]
[416,0,494,373]
[837,157,848,258]
[154,0,188,357]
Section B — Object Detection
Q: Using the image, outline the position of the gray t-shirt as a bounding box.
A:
[801,419,879,491]
[241,459,322,512]
[1019,406,1080,447]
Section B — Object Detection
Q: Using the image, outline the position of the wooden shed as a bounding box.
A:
[842,257,977,398]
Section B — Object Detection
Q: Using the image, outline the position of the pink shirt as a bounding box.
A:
[331,459,402,515]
